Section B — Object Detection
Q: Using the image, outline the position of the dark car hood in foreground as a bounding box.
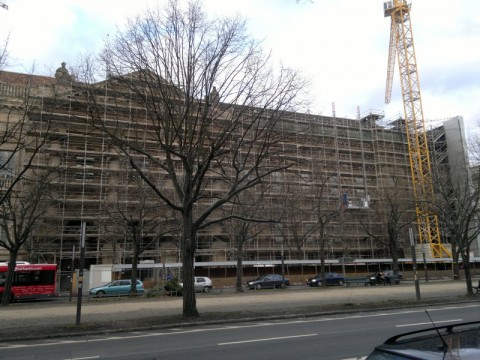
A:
[367,321,480,360]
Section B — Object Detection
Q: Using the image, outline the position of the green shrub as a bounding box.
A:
[164,277,183,296]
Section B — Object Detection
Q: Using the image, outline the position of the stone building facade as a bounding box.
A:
[0,66,468,276]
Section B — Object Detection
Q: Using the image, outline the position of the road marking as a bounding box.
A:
[396,319,463,327]
[63,357,100,360]
[341,357,367,360]
[218,333,317,346]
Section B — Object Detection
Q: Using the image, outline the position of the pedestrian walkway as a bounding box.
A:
[0,280,476,342]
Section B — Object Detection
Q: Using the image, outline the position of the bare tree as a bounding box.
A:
[104,171,176,295]
[431,165,480,294]
[277,163,339,286]
[0,34,8,71]
[1,71,57,304]
[0,169,54,305]
[78,0,307,317]
[0,76,53,207]
[362,176,416,275]
[225,184,272,292]
[311,171,339,286]
[468,131,480,166]
[279,183,315,260]
[230,220,259,292]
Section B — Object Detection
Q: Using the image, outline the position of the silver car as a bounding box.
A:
[180,276,213,293]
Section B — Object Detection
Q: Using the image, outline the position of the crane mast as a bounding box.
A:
[383,0,450,258]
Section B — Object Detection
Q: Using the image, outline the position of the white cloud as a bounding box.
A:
[1,0,478,130]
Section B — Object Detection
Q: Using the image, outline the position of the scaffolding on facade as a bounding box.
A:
[0,70,460,275]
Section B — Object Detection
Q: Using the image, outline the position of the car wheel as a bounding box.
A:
[97,290,105,297]
[337,280,344,286]
[203,286,211,293]
[255,284,262,290]
[281,282,286,289]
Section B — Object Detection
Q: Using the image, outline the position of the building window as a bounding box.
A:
[0,151,15,187]
[76,156,95,167]
[75,172,94,180]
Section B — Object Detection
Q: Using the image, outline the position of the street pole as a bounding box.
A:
[76,221,86,325]
[409,227,421,300]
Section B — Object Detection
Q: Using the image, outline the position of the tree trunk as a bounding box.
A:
[182,209,198,317]
[462,251,473,295]
[452,249,461,280]
[319,225,327,287]
[1,249,19,306]
[235,240,244,292]
[390,240,400,275]
[130,240,139,295]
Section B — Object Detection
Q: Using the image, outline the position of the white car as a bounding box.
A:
[180,276,213,293]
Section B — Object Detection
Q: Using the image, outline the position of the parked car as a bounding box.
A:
[366,320,480,359]
[384,269,403,279]
[89,279,144,297]
[246,274,290,290]
[367,271,401,285]
[306,272,344,287]
[179,276,213,293]
[193,276,213,292]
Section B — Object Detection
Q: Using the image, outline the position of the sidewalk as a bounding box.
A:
[0,280,477,342]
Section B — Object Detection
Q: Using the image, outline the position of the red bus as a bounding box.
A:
[0,263,58,302]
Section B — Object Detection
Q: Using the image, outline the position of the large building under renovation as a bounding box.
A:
[0,66,472,280]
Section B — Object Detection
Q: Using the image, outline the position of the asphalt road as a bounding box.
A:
[1,301,480,359]
[0,279,477,343]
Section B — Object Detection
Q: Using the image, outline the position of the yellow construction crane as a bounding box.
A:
[383,0,451,258]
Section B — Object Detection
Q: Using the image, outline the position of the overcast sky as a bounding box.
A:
[1,0,479,132]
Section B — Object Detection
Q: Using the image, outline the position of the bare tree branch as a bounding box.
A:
[361,176,416,275]
[0,33,8,71]
[76,0,308,317]
[431,164,480,294]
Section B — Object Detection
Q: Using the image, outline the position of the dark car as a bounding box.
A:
[384,269,403,280]
[306,272,344,287]
[367,271,401,285]
[246,274,290,290]
[366,321,480,359]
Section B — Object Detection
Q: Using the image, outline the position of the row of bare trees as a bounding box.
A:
[1,0,480,315]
